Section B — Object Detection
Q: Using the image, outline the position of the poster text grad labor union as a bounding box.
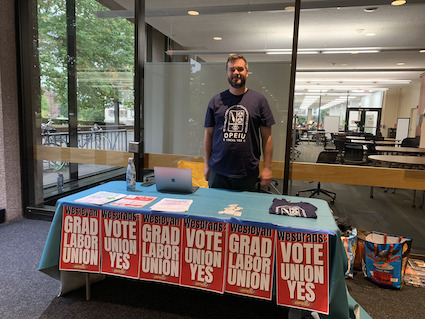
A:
[225,223,276,300]
[276,230,329,315]
[60,205,100,272]
[139,214,182,284]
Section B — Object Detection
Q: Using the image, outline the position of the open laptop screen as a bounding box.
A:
[154,166,198,194]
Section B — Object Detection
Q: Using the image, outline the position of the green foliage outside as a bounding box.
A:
[38,0,134,123]
[41,93,50,118]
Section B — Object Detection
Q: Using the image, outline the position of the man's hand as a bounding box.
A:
[204,165,210,181]
[260,167,272,186]
[203,127,214,182]
[260,126,273,187]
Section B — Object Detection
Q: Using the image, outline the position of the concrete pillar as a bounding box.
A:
[0,0,23,222]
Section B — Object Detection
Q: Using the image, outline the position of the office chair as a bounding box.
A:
[333,137,347,162]
[177,160,209,188]
[291,130,301,158]
[324,133,337,151]
[364,133,374,140]
[401,137,419,148]
[342,143,365,165]
[295,150,338,204]
[365,142,378,164]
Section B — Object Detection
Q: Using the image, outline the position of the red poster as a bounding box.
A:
[180,219,227,293]
[100,210,141,278]
[276,231,329,315]
[139,214,182,285]
[60,206,100,273]
[225,224,275,300]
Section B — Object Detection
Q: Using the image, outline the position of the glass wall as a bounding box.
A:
[26,0,135,204]
[20,1,423,209]
[294,90,384,132]
[144,61,291,162]
[22,0,294,207]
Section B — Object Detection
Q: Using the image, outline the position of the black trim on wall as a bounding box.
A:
[134,0,146,180]
[66,0,79,180]
[283,0,301,195]
[146,24,153,63]
[17,0,42,211]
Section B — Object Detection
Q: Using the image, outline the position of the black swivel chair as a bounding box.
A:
[296,150,338,204]
[366,141,378,164]
[342,143,366,165]
[401,137,419,148]
[333,137,347,163]
[291,130,301,158]
[373,135,384,142]
[364,133,374,140]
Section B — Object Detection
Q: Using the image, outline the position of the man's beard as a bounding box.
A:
[228,76,246,89]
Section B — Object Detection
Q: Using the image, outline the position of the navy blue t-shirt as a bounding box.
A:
[204,89,275,178]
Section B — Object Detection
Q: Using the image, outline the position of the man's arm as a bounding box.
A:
[260,126,273,186]
[203,127,214,181]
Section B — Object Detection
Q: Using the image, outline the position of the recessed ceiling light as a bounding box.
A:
[365,33,376,37]
[391,0,406,6]
[420,49,425,53]
[187,10,199,16]
[213,37,222,41]
[364,7,377,12]
[397,62,405,65]
[285,6,295,11]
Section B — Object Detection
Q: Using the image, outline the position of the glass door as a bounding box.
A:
[364,111,380,135]
[347,110,362,132]
[346,109,381,134]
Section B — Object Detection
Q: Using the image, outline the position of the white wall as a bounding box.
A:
[382,79,421,137]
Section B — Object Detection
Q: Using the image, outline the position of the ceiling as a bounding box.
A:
[102,0,425,107]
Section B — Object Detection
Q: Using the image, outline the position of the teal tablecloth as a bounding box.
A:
[39,181,370,319]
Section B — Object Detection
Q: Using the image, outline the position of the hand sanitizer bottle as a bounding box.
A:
[126,157,136,191]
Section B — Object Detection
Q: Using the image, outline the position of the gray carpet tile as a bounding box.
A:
[0,219,58,319]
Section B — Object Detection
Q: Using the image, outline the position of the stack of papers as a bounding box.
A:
[110,195,157,208]
[218,204,243,216]
[74,191,126,205]
[150,198,193,212]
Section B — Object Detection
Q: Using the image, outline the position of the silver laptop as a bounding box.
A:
[154,166,199,194]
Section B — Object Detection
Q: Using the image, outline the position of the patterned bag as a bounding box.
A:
[341,228,357,278]
[363,232,412,289]
[354,230,370,270]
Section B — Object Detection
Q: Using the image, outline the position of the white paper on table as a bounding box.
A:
[150,198,193,212]
[109,195,157,208]
[74,191,127,205]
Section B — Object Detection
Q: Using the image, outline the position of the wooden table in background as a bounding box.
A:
[375,146,425,155]
[368,155,425,207]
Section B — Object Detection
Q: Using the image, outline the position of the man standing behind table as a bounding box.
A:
[203,54,275,191]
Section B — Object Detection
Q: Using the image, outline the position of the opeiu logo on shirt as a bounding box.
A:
[223,105,249,143]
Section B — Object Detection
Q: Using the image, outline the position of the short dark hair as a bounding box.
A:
[226,54,248,71]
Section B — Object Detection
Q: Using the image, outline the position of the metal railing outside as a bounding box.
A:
[41,129,128,151]
[41,129,128,172]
